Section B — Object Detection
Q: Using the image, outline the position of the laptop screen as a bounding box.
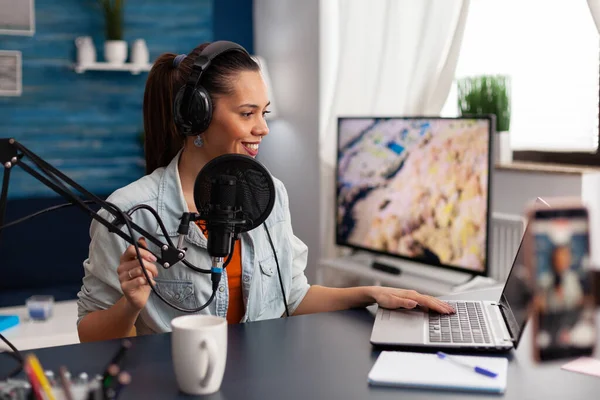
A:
[498,225,534,348]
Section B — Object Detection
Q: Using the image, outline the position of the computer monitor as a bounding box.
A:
[335,116,493,276]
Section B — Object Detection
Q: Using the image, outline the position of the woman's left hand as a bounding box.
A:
[370,287,455,314]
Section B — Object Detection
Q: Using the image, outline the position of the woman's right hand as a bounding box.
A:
[117,237,159,311]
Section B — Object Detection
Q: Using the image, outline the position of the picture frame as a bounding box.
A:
[0,0,35,36]
[0,50,22,96]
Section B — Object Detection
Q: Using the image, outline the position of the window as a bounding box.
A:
[442,0,600,165]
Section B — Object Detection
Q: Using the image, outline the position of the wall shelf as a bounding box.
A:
[73,62,152,75]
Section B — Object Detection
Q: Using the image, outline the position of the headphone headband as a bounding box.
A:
[186,41,248,90]
[175,41,250,136]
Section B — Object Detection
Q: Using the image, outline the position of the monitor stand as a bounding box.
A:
[367,255,474,287]
[333,252,478,295]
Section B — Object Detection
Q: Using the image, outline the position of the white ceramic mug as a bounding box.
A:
[171,315,227,395]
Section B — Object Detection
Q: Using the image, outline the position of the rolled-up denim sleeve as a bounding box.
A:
[76,208,129,326]
[287,233,310,314]
[278,182,310,314]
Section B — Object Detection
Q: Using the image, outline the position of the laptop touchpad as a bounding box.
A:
[386,309,425,344]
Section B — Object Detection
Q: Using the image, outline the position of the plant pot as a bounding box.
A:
[494,131,512,165]
[104,40,128,65]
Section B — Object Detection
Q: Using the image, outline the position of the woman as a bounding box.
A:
[76,41,454,343]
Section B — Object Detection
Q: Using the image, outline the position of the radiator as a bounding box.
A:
[489,212,526,282]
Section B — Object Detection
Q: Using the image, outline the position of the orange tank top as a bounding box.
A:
[196,222,245,324]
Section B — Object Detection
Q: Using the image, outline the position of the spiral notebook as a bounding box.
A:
[368,351,508,394]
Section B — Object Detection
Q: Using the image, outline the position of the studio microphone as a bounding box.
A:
[205,174,239,291]
[189,153,276,294]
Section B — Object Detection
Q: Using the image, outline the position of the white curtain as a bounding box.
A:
[588,0,600,33]
[319,0,470,260]
[586,0,600,269]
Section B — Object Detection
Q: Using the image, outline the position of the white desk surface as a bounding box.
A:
[0,299,80,352]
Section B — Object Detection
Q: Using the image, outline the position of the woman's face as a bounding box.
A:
[552,246,571,273]
[201,70,270,158]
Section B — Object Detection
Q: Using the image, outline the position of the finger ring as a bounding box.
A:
[128,270,133,279]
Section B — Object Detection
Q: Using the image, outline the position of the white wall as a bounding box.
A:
[494,170,600,268]
[254,0,321,283]
[582,173,600,267]
[491,170,582,215]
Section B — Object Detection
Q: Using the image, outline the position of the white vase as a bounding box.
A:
[75,36,96,66]
[104,40,128,65]
[130,39,149,66]
[494,131,512,165]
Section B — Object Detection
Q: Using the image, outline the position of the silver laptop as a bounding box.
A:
[370,199,548,351]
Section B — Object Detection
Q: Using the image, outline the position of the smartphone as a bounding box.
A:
[526,198,596,362]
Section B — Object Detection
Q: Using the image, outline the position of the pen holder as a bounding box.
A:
[26,295,54,321]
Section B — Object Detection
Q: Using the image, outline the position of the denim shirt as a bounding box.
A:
[76,151,310,334]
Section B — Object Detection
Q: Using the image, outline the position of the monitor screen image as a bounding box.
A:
[336,117,492,274]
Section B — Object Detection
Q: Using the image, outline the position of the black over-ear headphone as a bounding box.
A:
[173,41,250,136]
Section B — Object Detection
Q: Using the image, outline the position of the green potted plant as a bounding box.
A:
[457,75,512,164]
[99,0,127,65]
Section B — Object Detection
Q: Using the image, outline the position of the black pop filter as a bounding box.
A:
[193,154,276,233]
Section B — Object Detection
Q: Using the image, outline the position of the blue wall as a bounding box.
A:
[214,0,254,54]
[0,0,254,199]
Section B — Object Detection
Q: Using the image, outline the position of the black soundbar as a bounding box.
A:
[371,261,402,275]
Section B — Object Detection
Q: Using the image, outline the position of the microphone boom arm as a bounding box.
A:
[0,138,186,269]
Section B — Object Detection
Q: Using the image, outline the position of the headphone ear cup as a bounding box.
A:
[188,87,213,133]
[173,86,192,136]
[173,85,213,136]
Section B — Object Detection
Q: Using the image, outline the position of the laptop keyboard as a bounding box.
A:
[428,301,491,344]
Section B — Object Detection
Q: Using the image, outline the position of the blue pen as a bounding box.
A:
[436,352,498,378]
